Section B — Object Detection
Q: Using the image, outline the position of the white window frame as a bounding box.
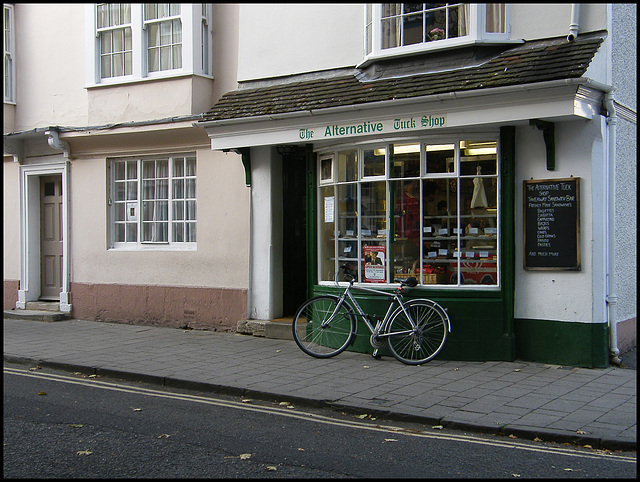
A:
[361,3,513,67]
[109,154,197,251]
[4,3,16,103]
[317,135,500,290]
[86,3,212,87]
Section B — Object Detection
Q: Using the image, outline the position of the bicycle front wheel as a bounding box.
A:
[292,295,356,358]
[386,299,449,365]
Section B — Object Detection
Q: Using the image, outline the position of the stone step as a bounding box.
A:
[4,307,72,322]
[237,318,293,341]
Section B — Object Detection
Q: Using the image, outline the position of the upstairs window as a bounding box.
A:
[88,4,212,86]
[144,3,182,72]
[364,3,510,62]
[4,3,15,103]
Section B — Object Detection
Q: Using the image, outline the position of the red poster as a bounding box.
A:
[364,245,386,283]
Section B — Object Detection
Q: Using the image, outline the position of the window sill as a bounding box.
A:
[85,71,214,90]
[109,243,197,252]
[358,38,523,69]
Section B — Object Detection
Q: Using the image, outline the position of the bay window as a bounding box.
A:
[88,4,212,85]
[364,4,510,62]
[110,155,196,248]
[318,139,499,287]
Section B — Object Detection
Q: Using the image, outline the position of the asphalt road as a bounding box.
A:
[4,364,636,479]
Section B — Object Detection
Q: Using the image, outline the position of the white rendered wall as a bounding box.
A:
[69,148,250,290]
[514,119,606,324]
[237,3,364,82]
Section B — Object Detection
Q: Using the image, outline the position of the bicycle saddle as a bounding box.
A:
[402,277,418,287]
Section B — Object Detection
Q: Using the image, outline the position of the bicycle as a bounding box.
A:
[292,264,451,365]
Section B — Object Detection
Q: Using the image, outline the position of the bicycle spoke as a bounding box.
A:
[292,296,355,358]
[387,300,448,365]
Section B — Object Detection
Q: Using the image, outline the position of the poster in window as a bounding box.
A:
[364,245,386,283]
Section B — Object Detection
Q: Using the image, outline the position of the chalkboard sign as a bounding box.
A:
[524,178,580,270]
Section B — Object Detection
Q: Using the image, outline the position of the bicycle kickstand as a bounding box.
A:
[372,349,382,360]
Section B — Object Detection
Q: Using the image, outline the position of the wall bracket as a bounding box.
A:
[529,119,555,170]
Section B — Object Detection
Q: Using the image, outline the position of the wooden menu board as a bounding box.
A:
[524,178,580,270]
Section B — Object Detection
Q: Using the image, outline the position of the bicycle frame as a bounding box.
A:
[326,279,423,339]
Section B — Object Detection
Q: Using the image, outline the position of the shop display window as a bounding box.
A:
[318,139,499,287]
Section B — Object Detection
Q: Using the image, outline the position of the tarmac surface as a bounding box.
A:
[3,317,636,452]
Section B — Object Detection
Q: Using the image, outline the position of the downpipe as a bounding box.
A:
[604,90,621,366]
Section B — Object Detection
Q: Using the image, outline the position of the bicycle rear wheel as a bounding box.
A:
[386,299,449,365]
[292,295,355,358]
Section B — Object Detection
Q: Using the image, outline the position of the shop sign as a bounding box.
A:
[297,114,446,141]
[523,178,580,270]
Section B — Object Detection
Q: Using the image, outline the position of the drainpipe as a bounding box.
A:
[567,4,580,41]
[604,90,621,365]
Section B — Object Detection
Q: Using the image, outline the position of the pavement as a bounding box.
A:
[3,317,636,452]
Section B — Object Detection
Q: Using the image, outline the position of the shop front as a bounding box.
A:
[201,33,613,366]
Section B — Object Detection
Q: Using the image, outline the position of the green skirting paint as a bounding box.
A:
[514,318,609,368]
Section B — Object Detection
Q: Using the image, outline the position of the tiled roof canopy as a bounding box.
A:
[203,33,604,122]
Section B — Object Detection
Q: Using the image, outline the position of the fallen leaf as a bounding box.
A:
[241,399,252,403]
[576,430,586,435]
[533,437,542,442]
[297,448,305,451]
[88,374,98,379]
[512,474,521,478]
[383,438,398,443]
[132,408,142,412]
[453,368,459,371]
[69,424,84,428]
[432,425,443,430]
[508,434,517,439]
[583,444,592,449]
[239,453,252,460]
[157,434,171,438]
[37,391,47,396]
[356,414,368,419]
[276,350,281,353]
[564,468,573,472]
[76,450,92,456]
[265,466,277,471]
[278,402,291,407]
[29,366,42,371]
[514,369,520,372]
[363,365,369,369]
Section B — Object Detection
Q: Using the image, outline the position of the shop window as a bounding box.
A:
[318,139,499,287]
[363,4,510,63]
[110,154,196,249]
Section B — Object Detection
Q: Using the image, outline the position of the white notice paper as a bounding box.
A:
[324,196,334,223]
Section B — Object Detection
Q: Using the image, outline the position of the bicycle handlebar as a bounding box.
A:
[339,264,418,288]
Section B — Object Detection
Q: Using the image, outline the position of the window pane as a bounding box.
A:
[160,46,171,70]
[337,150,357,182]
[337,184,357,240]
[392,179,420,277]
[114,161,125,180]
[115,223,125,242]
[126,223,137,242]
[486,4,506,33]
[363,147,385,177]
[403,13,423,45]
[186,200,196,220]
[185,222,196,242]
[148,23,159,47]
[173,201,184,220]
[114,203,126,221]
[381,17,401,49]
[172,45,182,68]
[425,144,455,174]
[460,141,497,176]
[391,143,420,178]
[172,222,184,242]
[318,185,336,282]
[421,178,457,285]
[173,158,184,177]
[126,181,137,200]
[185,179,196,198]
[115,182,126,201]
[186,157,196,176]
[172,179,184,199]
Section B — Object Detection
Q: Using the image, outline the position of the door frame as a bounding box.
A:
[18,158,71,312]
